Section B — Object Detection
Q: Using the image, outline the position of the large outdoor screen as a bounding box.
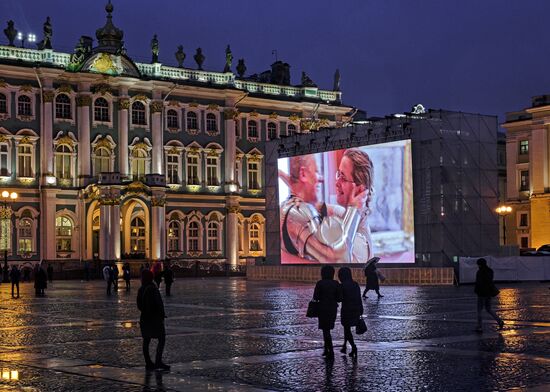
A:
[278,140,414,264]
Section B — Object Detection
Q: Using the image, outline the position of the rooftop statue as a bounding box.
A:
[223,45,233,73]
[67,36,92,71]
[333,69,341,91]
[151,34,159,63]
[236,59,246,78]
[3,20,17,47]
[301,71,317,87]
[194,47,205,70]
[37,16,53,50]
[175,45,185,68]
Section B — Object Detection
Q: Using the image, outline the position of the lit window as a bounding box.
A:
[267,122,277,140]
[206,156,219,186]
[249,222,261,251]
[17,144,33,178]
[188,221,200,252]
[0,143,9,176]
[168,221,180,252]
[130,217,146,252]
[248,120,258,139]
[55,145,73,180]
[17,95,32,116]
[519,140,529,155]
[55,216,73,251]
[0,93,7,113]
[166,153,179,184]
[288,124,296,136]
[131,101,146,125]
[55,94,71,119]
[131,149,148,181]
[93,147,111,176]
[248,161,260,190]
[186,111,198,130]
[167,109,178,128]
[18,217,33,253]
[520,170,529,191]
[94,97,109,122]
[206,113,217,132]
[187,155,200,185]
[207,221,220,252]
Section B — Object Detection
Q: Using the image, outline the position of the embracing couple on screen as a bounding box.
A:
[280,148,374,264]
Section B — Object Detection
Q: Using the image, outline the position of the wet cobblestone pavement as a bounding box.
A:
[0,279,549,391]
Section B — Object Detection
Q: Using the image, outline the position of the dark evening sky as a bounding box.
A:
[1,0,548,123]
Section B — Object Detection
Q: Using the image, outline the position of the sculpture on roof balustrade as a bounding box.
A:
[3,20,17,47]
[175,45,185,68]
[194,47,205,70]
[223,45,232,73]
[151,34,159,63]
[37,16,53,50]
[236,59,246,78]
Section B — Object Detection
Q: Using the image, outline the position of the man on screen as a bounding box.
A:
[280,153,370,263]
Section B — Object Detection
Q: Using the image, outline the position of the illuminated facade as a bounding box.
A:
[503,95,550,249]
[0,3,352,268]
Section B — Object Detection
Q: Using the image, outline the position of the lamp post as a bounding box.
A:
[495,205,512,245]
[0,190,18,283]
[16,32,36,48]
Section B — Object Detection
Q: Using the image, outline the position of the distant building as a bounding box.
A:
[0,3,352,268]
[502,95,550,249]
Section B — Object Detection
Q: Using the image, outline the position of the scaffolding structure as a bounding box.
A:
[264,109,499,267]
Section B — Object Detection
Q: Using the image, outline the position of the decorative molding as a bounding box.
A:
[99,197,120,206]
[43,90,55,103]
[224,108,239,120]
[76,95,92,107]
[0,79,7,88]
[19,85,33,93]
[92,84,112,96]
[55,135,76,147]
[19,136,33,145]
[249,111,259,118]
[269,112,278,119]
[0,206,13,219]
[133,94,148,102]
[58,84,73,94]
[289,114,300,121]
[151,196,166,207]
[119,98,130,110]
[0,135,9,143]
[150,101,163,113]
[126,181,150,195]
[227,206,241,214]
[188,102,199,108]
[207,103,219,111]
[168,100,180,107]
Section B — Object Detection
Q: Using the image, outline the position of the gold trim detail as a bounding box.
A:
[151,196,166,207]
[19,136,32,145]
[58,84,73,94]
[150,101,163,113]
[20,85,33,92]
[224,108,239,120]
[207,104,219,111]
[0,135,9,143]
[0,206,12,219]
[99,197,120,206]
[0,79,7,88]
[55,135,75,147]
[133,94,148,102]
[188,102,199,108]
[249,111,259,118]
[77,95,92,107]
[43,90,55,103]
[269,112,278,119]
[227,206,241,214]
[119,98,130,110]
[289,114,300,121]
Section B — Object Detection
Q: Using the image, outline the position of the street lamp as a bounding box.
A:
[0,190,18,283]
[16,32,36,48]
[495,205,512,245]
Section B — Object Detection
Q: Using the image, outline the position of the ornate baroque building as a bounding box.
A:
[0,3,352,268]
[502,95,550,250]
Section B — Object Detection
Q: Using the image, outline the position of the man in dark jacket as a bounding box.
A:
[474,258,504,332]
[10,265,21,298]
[163,262,174,296]
[137,270,170,371]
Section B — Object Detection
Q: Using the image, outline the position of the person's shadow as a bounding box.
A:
[143,370,166,392]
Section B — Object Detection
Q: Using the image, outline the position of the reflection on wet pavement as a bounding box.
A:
[0,279,549,391]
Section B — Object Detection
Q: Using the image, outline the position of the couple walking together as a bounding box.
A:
[313,265,363,360]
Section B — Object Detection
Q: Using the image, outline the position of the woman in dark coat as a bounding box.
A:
[474,258,504,332]
[313,265,341,359]
[339,267,363,358]
[34,265,47,297]
[137,270,170,371]
[363,257,383,298]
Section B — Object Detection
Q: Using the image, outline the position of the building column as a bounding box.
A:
[118,97,130,179]
[42,90,54,180]
[506,140,518,200]
[225,196,240,268]
[223,108,238,193]
[42,189,57,261]
[531,127,548,194]
[151,101,163,175]
[77,94,91,183]
[150,192,166,261]
[98,187,120,262]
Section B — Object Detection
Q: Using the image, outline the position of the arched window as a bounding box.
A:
[17,95,31,116]
[131,101,146,125]
[0,143,9,176]
[249,222,261,251]
[207,221,220,252]
[206,113,217,132]
[55,94,71,119]
[188,221,200,252]
[167,221,180,252]
[93,147,111,176]
[130,217,146,252]
[186,111,198,130]
[248,161,260,190]
[167,109,178,129]
[131,149,147,181]
[267,122,277,140]
[18,217,33,253]
[55,145,72,180]
[288,124,296,136]
[0,93,7,113]
[166,152,179,184]
[94,97,109,122]
[55,216,73,251]
[247,120,258,139]
[17,144,33,178]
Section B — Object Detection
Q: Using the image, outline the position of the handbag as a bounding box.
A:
[356,316,367,334]
[306,300,321,318]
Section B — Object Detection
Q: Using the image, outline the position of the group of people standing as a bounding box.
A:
[103,261,175,297]
[2,263,53,298]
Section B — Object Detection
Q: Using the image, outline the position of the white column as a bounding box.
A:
[150,194,166,261]
[111,204,121,260]
[531,127,548,194]
[151,101,163,175]
[42,90,54,178]
[225,195,240,268]
[118,97,130,178]
[98,188,120,262]
[77,94,91,181]
[42,189,57,261]
[224,108,237,192]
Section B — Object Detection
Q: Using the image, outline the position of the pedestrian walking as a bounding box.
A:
[137,269,170,371]
[123,262,131,291]
[103,264,112,295]
[34,265,47,297]
[338,267,363,358]
[10,265,21,298]
[112,263,119,291]
[474,258,504,332]
[47,264,53,283]
[152,261,163,289]
[313,265,342,360]
[163,262,174,296]
[362,257,384,298]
